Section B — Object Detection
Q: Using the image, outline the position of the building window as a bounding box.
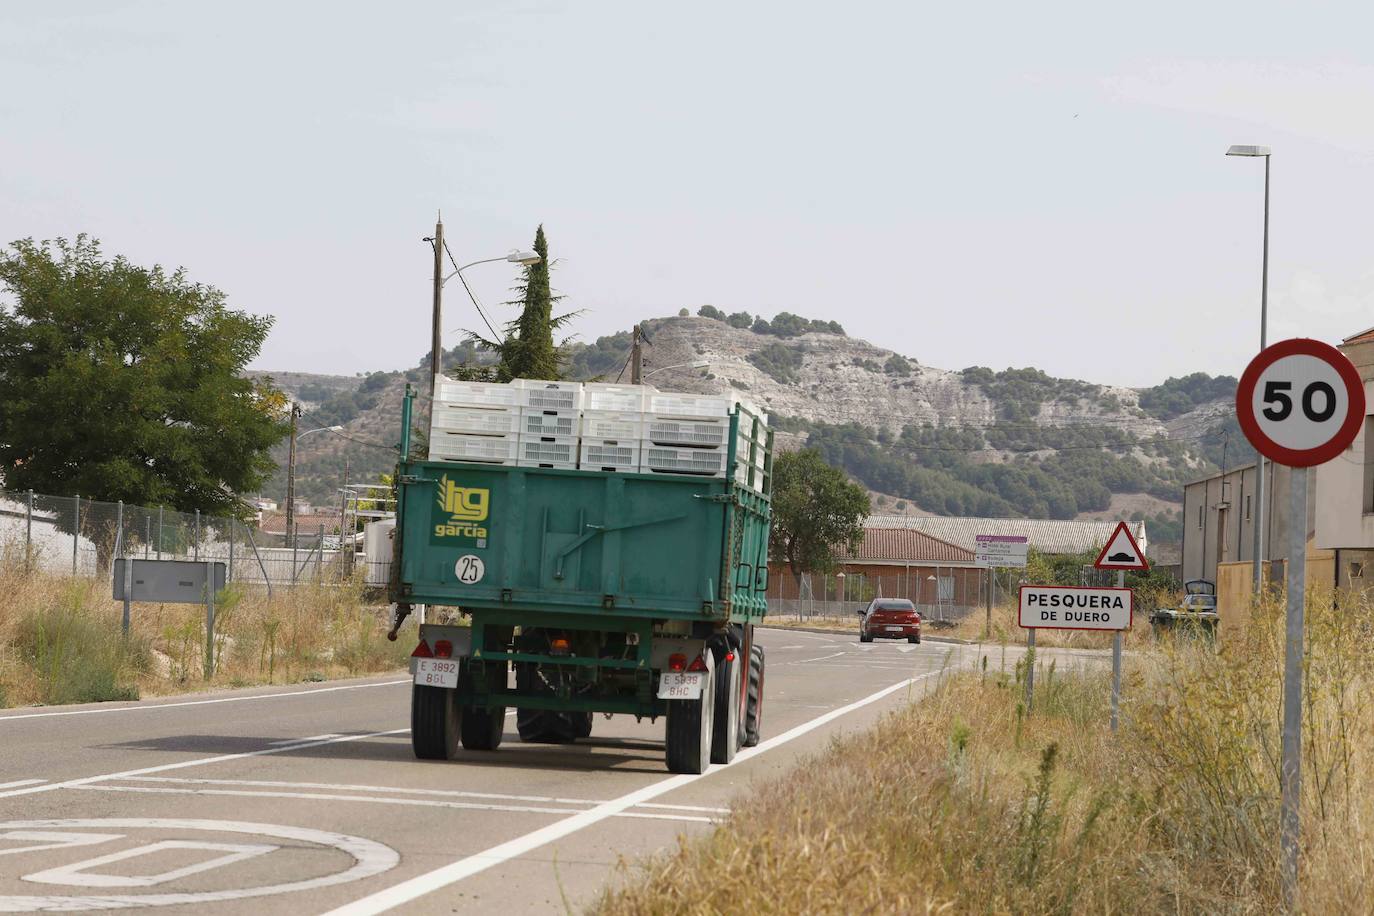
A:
[1246,494,1252,521]
[1198,504,1204,529]
[1364,417,1374,514]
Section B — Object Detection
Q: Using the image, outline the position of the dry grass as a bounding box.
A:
[599,588,1374,914]
[0,554,410,708]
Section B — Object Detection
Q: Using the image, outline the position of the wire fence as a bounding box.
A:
[0,489,390,593]
[767,567,990,622]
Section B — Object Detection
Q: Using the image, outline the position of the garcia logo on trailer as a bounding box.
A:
[432,476,489,545]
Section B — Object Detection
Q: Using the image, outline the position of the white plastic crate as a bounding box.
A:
[647,392,731,419]
[429,431,519,464]
[518,407,579,438]
[644,415,730,448]
[517,435,579,468]
[432,404,521,437]
[581,410,643,441]
[640,445,728,477]
[733,460,767,491]
[734,430,769,468]
[512,378,583,411]
[579,440,641,473]
[436,378,518,408]
[583,383,653,413]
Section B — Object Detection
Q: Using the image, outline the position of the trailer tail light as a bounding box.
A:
[688,654,709,673]
[668,653,687,672]
[411,640,433,658]
[549,637,572,657]
[433,640,454,659]
[725,650,736,662]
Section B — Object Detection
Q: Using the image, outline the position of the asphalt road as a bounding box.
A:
[0,629,1097,913]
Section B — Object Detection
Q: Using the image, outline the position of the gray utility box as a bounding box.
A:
[113,559,227,603]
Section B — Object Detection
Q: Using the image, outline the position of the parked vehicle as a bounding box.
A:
[1150,579,1217,637]
[857,598,921,644]
[387,385,773,774]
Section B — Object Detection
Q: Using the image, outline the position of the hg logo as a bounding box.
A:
[436,477,489,522]
[434,477,489,541]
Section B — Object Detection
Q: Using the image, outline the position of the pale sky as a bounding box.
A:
[3,1,1371,387]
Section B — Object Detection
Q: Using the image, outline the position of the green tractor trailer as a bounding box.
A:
[386,385,773,774]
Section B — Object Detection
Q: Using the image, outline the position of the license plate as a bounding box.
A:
[414,658,459,689]
[657,671,706,700]
[886,625,905,632]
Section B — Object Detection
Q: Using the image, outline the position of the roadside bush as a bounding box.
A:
[13,586,151,704]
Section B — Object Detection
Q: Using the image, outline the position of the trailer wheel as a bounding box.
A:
[460,662,507,751]
[573,712,594,739]
[711,649,741,765]
[411,683,459,760]
[665,657,715,774]
[743,643,765,748]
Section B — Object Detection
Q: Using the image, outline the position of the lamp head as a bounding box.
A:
[507,250,541,265]
[1226,145,1271,157]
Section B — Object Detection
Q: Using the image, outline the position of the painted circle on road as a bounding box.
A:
[0,818,398,911]
[455,554,485,584]
[1236,338,1366,467]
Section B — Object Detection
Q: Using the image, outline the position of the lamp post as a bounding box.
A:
[1226,144,1272,594]
[285,423,343,546]
[424,217,541,396]
[643,360,710,379]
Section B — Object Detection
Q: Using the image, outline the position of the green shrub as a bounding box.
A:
[16,592,151,704]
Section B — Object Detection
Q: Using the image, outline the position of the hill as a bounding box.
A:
[250,312,1249,551]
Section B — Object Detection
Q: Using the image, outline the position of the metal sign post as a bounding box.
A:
[1235,337,1366,913]
[114,559,227,681]
[1111,570,1123,731]
[1093,520,1149,734]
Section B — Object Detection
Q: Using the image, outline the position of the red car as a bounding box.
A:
[858,599,921,644]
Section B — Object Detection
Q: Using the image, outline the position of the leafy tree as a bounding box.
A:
[697,305,726,321]
[0,236,287,519]
[726,311,753,329]
[769,449,871,590]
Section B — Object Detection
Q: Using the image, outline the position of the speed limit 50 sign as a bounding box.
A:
[1236,338,1366,467]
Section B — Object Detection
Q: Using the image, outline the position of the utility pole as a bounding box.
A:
[285,402,301,548]
[339,454,351,577]
[630,324,644,384]
[430,216,445,397]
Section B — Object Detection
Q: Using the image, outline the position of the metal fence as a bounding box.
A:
[766,568,992,622]
[0,489,385,592]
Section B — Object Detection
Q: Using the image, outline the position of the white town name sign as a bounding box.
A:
[1018,585,1133,631]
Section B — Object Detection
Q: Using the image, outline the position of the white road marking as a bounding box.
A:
[324,670,940,916]
[0,679,409,723]
[0,780,45,790]
[0,729,410,800]
[0,818,397,910]
[74,785,716,824]
[269,733,343,744]
[791,651,846,664]
[23,840,278,888]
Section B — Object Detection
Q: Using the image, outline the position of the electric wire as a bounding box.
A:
[441,239,503,343]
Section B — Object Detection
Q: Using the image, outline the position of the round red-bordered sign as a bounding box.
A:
[1236,338,1366,467]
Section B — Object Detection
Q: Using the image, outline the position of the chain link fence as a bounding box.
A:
[0,488,381,592]
[767,567,990,622]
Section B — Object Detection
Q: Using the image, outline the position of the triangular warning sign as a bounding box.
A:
[1094,521,1149,570]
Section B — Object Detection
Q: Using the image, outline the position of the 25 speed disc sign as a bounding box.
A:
[1236,338,1366,467]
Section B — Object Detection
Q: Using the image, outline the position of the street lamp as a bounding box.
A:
[643,359,710,379]
[286,422,343,547]
[1227,143,1272,594]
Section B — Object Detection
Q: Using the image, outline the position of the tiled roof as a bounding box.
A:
[866,515,1147,556]
[1344,325,1374,344]
[840,527,974,564]
[259,511,342,535]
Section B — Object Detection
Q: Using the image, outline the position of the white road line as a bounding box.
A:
[116,776,731,814]
[72,785,714,824]
[0,729,410,800]
[791,651,845,664]
[324,671,939,916]
[0,779,45,790]
[0,679,409,723]
[269,733,343,745]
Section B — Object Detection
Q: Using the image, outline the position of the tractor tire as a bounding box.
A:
[710,648,741,765]
[460,661,506,751]
[665,657,715,774]
[573,711,594,739]
[515,664,581,744]
[743,643,765,748]
[411,683,459,761]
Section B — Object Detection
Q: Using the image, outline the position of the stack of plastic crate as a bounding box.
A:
[731,399,770,491]
[428,378,522,464]
[640,391,734,479]
[512,379,583,469]
[577,383,650,473]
